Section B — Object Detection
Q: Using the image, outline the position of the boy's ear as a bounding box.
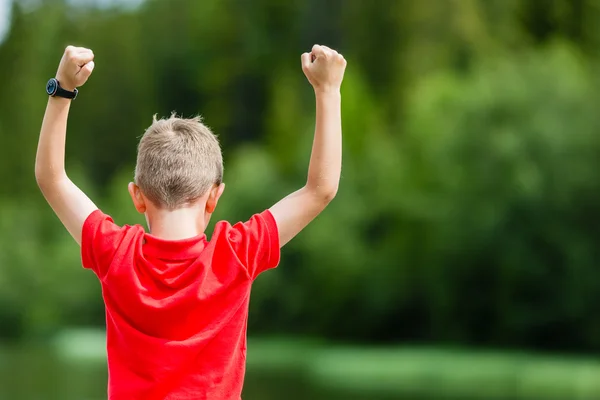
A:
[128,182,147,214]
[206,183,225,214]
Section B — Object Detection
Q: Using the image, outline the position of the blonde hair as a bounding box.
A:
[134,113,223,209]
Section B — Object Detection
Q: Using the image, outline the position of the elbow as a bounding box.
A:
[35,166,64,192]
[35,165,49,189]
[307,184,339,205]
[320,186,338,204]
[35,173,51,193]
[35,167,45,188]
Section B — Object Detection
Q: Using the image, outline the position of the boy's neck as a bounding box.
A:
[145,205,208,240]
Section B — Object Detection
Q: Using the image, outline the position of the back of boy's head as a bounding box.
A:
[134,114,223,210]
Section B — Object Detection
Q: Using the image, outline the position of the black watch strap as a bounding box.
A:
[56,85,78,100]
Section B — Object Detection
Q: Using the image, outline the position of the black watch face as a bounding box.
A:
[46,79,58,96]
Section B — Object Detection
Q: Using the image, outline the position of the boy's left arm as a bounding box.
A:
[35,46,97,245]
[269,45,346,247]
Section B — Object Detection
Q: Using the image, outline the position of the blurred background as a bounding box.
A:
[2,0,600,398]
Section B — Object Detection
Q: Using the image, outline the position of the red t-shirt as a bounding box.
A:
[81,209,280,400]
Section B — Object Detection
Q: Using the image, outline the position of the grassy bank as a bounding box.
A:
[51,330,600,400]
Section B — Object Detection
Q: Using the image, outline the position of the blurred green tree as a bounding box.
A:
[1,0,600,354]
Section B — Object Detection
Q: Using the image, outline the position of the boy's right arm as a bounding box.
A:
[36,46,97,245]
[269,45,346,247]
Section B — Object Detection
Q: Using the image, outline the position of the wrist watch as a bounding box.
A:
[46,78,78,100]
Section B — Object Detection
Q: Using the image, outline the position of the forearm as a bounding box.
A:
[35,95,97,243]
[34,46,98,244]
[305,89,342,199]
[35,97,71,183]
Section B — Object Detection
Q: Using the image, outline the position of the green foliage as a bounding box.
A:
[1,0,600,355]
[399,43,600,349]
[43,333,600,400]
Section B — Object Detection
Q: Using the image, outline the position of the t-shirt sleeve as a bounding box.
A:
[226,210,281,280]
[81,209,129,279]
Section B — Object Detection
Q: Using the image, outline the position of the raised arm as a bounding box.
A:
[269,45,346,247]
[35,46,97,245]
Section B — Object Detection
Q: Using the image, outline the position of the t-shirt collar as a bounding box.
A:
[142,233,207,260]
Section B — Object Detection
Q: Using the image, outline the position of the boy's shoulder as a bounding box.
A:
[82,209,279,280]
[207,210,281,278]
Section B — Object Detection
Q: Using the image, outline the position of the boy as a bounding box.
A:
[35,44,346,400]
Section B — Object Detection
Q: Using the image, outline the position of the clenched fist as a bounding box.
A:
[56,46,95,92]
[301,45,347,93]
